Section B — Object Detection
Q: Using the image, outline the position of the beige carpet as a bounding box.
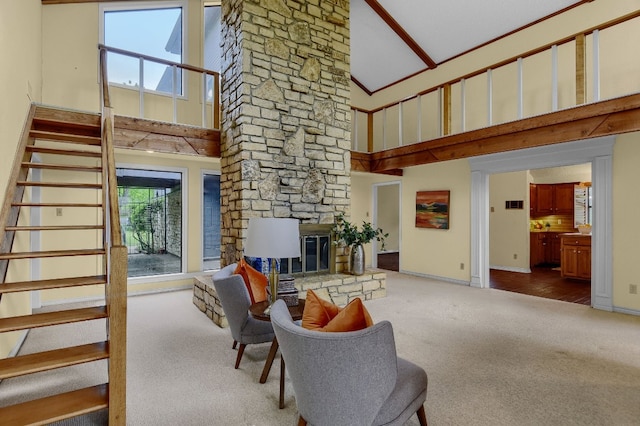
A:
[1,272,639,425]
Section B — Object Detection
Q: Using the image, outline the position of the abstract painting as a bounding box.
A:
[415,190,450,229]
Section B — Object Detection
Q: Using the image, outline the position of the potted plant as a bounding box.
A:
[332,213,388,275]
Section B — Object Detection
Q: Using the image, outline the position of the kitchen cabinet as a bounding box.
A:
[560,234,591,280]
[530,232,562,267]
[530,183,576,216]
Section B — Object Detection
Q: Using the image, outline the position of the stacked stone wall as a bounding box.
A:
[220,0,351,270]
[194,270,386,328]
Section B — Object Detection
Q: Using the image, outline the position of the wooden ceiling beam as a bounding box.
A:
[365,0,437,69]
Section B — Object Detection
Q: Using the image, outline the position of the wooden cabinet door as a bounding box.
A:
[577,245,591,279]
[530,234,545,267]
[535,184,554,215]
[561,244,578,277]
[554,183,575,214]
[550,233,562,264]
[529,184,537,215]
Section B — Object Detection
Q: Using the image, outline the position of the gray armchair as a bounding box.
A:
[212,263,275,369]
[269,299,428,426]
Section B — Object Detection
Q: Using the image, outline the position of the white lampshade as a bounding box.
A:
[244,217,301,259]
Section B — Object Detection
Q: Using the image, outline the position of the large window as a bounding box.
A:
[202,172,221,271]
[204,3,222,102]
[101,2,185,95]
[117,167,184,278]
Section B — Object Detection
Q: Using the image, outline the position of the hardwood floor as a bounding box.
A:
[377,252,399,272]
[490,267,591,306]
[377,253,590,305]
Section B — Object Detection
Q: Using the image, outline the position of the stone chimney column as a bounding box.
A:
[220,0,351,269]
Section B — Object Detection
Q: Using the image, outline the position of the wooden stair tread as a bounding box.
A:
[17,181,102,189]
[0,248,106,260]
[32,116,101,135]
[0,341,108,380]
[26,146,101,158]
[0,306,108,333]
[5,225,104,231]
[0,384,108,426]
[21,162,102,172]
[0,275,107,294]
[12,202,102,207]
[29,130,102,146]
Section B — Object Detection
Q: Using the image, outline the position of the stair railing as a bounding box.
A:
[98,44,220,129]
[99,46,127,425]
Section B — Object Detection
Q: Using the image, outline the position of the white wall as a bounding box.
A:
[0,0,43,358]
[489,171,530,271]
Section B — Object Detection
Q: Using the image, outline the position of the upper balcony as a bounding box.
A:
[97,11,640,173]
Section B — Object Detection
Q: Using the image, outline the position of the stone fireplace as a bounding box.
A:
[192,0,387,326]
[219,0,353,273]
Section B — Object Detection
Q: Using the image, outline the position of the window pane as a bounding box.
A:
[104,7,182,94]
[204,5,222,102]
[117,168,183,278]
[203,173,221,270]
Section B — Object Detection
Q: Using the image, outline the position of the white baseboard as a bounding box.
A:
[489,265,532,274]
[613,306,640,317]
[0,330,29,386]
[7,330,29,358]
[399,269,470,286]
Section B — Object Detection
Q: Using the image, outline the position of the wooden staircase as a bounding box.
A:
[0,104,127,425]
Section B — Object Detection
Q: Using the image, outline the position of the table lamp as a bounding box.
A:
[244,217,301,305]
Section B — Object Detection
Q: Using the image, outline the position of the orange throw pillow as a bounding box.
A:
[234,258,268,304]
[302,289,373,332]
[323,298,374,332]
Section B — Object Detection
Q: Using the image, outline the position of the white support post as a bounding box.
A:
[382,108,387,150]
[353,110,358,151]
[398,102,403,146]
[139,57,144,118]
[517,57,523,119]
[202,73,207,127]
[416,94,422,143]
[552,44,559,111]
[487,69,493,126]
[461,78,466,132]
[593,29,601,102]
[172,65,178,123]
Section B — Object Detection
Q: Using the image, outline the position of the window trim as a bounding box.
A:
[99,1,189,97]
[201,169,221,272]
[117,163,188,285]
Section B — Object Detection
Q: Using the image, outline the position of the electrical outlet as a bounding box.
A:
[557,219,562,225]
[630,284,638,295]
[56,208,63,217]
[513,254,518,260]
[460,263,464,270]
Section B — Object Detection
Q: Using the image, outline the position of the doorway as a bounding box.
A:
[373,181,401,271]
[468,137,614,312]
[488,164,592,305]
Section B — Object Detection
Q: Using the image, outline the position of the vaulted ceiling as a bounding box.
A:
[350,0,591,94]
[43,0,592,95]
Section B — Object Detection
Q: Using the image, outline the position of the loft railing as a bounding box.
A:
[98,46,128,424]
[351,11,640,153]
[98,44,220,129]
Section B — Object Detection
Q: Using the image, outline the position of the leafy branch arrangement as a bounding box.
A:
[332,213,388,250]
